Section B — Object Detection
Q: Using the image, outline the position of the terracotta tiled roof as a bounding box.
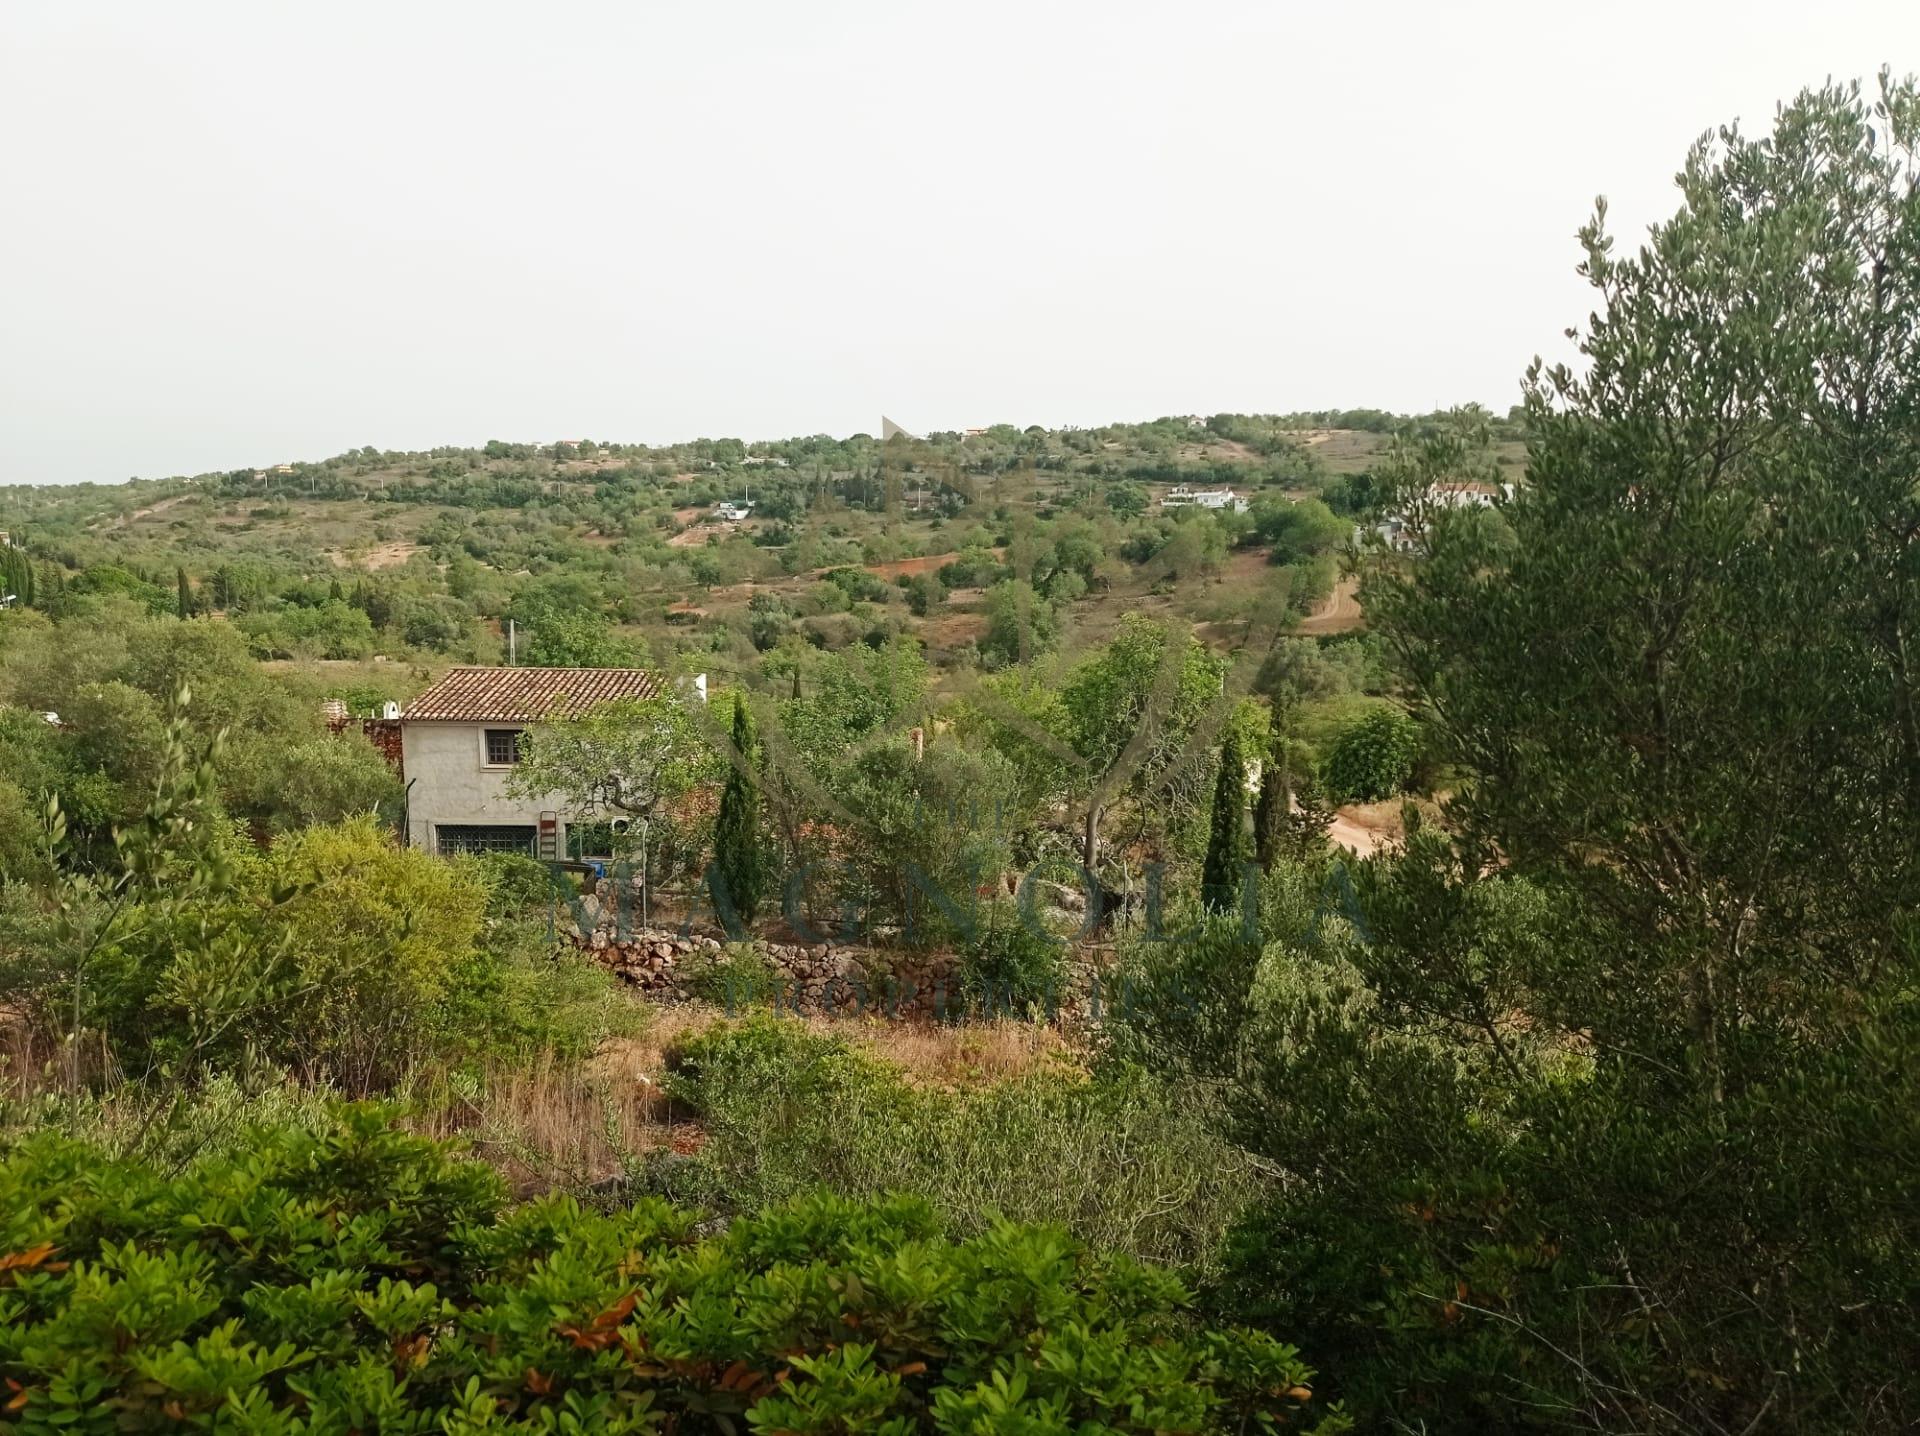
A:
[402,666,664,723]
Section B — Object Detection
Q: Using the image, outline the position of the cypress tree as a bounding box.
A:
[1253,732,1290,873]
[711,693,764,932]
[176,567,192,619]
[1253,731,1332,870]
[1201,729,1252,911]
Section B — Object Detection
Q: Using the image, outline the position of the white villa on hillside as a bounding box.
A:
[400,666,667,861]
[1373,480,1517,552]
[1161,484,1248,512]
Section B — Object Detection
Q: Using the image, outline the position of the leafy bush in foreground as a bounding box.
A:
[0,1108,1341,1434]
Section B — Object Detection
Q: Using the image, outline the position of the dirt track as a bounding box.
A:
[1328,808,1391,856]
[1294,575,1363,635]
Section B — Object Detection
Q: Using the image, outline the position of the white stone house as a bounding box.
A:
[1161,484,1248,513]
[400,666,664,860]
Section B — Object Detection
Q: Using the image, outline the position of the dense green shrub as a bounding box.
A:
[1109,842,1920,1433]
[3,710,626,1093]
[433,923,642,1064]
[665,1020,1261,1272]
[954,906,1067,1017]
[676,942,783,1010]
[0,1109,1340,1433]
[466,850,562,918]
[1321,707,1418,802]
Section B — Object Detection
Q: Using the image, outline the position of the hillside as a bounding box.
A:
[0,408,1522,700]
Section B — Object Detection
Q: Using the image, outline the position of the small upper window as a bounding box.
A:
[484,728,522,766]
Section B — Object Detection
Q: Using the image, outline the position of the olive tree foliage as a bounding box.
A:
[1372,73,1920,1078]
[968,615,1229,880]
[509,696,719,827]
[1304,75,1920,1431]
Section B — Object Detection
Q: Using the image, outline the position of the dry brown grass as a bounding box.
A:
[588,1007,1079,1092]
[403,1049,696,1197]
[389,1006,1080,1198]
[855,1018,1077,1089]
[4,999,1082,1201]
[392,1009,1081,1197]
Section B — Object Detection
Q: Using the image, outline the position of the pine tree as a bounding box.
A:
[711,693,764,933]
[1200,729,1252,911]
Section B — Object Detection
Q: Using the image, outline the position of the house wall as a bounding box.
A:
[401,721,580,853]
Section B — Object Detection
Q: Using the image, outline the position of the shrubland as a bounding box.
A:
[0,71,1914,1436]
[0,1110,1341,1434]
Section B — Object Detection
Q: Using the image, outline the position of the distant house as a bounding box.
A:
[1372,516,1416,552]
[1161,484,1248,513]
[400,666,668,860]
[1372,481,1515,553]
[1183,415,1208,429]
[1426,481,1513,509]
[713,500,753,522]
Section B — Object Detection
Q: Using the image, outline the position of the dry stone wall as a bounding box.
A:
[563,892,1106,1024]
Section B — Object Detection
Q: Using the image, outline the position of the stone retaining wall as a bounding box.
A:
[577,928,1138,1033]
[563,883,1118,1023]
[574,925,968,1019]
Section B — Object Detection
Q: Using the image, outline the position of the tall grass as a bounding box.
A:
[662,1017,1264,1272]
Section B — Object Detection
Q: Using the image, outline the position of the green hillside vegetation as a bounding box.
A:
[0,74,1916,1435]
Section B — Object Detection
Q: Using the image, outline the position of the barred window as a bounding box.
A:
[484,728,521,765]
[435,824,537,857]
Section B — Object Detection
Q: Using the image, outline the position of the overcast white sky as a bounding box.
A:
[2,2,1915,485]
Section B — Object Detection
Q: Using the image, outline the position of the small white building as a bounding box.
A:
[713,500,754,522]
[400,666,664,860]
[1426,480,1513,509]
[1372,481,1516,553]
[1161,484,1248,513]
